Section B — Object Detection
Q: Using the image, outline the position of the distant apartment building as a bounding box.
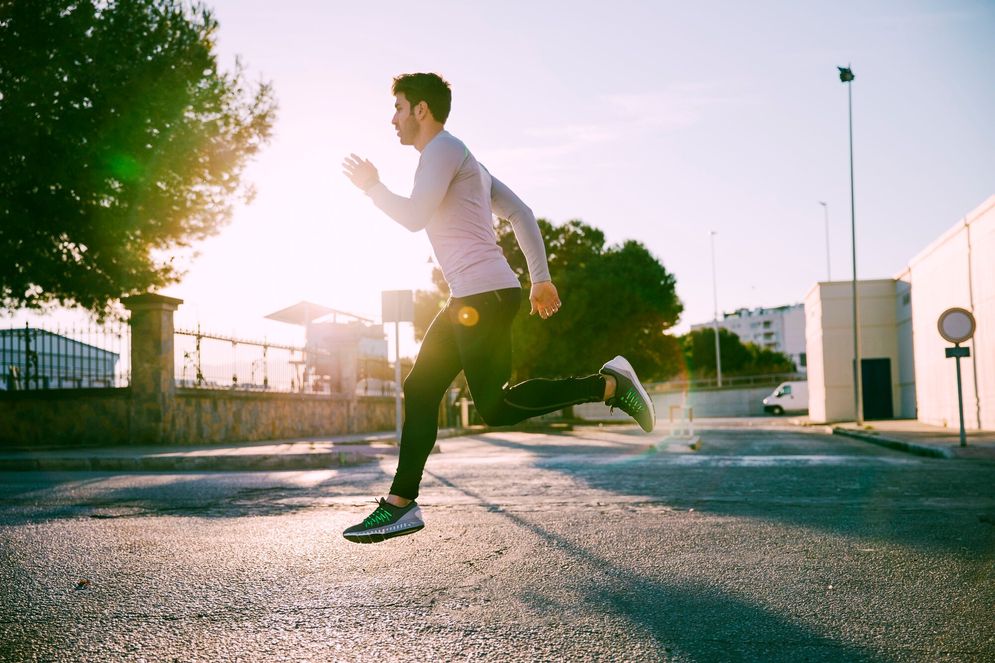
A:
[691,304,807,372]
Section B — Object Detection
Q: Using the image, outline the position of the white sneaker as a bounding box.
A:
[600,356,655,433]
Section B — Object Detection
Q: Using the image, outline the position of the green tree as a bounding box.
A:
[742,343,797,375]
[413,218,684,380]
[681,327,796,377]
[412,274,447,343]
[0,0,276,316]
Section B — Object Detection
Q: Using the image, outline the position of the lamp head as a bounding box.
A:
[838,66,855,83]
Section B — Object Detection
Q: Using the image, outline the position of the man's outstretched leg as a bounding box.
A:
[450,290,656,432]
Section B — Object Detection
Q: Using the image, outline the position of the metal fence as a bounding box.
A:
[0,322,131,390]
[647,372,804,393]
[174,327,393,394]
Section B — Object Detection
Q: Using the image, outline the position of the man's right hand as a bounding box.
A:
[342,153,380,191]
[529,280,561,320]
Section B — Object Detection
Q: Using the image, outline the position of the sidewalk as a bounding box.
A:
[0,429,462,473]
[831,419,995,460]
[4,420,993,472]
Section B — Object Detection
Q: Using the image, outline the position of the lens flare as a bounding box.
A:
[457,306,479,326]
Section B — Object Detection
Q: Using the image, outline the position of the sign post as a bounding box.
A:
[382,290,414,444]
[937,307,976,448]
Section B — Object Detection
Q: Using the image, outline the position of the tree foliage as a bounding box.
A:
[0,0,276,316]
[681,327,797,377]
[412,280,447,343]
[414,218,684,381]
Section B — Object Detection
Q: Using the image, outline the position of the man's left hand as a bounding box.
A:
[529,281,561,320]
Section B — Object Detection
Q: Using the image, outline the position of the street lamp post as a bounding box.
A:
[710,230,723,388]
[818,201,831,281]
[839,64,863,424]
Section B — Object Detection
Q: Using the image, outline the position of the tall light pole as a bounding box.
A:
[839,64,863,424]
[818,201,831,281]
[710,230,723,388]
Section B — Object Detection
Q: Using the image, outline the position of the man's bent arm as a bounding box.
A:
[366,139,465,232]
[490,174,552,285]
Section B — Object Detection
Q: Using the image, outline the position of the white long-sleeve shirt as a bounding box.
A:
[365,131,551,298]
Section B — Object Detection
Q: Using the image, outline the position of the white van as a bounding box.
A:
[762,381,808,415]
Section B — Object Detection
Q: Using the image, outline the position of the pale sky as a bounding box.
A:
[16,1,995,354]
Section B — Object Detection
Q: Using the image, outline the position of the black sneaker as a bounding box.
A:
[342,498,424,544]
[600,355,656,433]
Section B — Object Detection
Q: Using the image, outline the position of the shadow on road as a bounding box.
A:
[0,462,395,526]
[467,429,995,557]
[425,469,883,663]
[3,427,992,561]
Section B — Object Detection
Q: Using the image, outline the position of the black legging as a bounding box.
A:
[389,287,606,499]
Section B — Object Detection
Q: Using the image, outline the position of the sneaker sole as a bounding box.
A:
[343,524,424,544]
[603,356,656,433]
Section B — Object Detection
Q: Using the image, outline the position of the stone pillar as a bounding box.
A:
[123,293,183,445]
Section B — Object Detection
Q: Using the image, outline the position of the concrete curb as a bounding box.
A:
[0,449,393,473]
[0,427,479,473]
[832,427,953,459]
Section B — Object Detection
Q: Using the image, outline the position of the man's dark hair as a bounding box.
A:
[392,73,452,123]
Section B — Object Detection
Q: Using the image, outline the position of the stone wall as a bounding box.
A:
[0,294,400,448]
[0,388,131,448]
[0,387,396,449]
[168,390,395,444]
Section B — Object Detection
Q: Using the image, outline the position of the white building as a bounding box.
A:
[805,195,994,428]
[264,301,388,395]
[691,304,807,372]
[804,280,912,422]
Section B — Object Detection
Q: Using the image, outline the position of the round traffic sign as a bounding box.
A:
[937,307,976,344]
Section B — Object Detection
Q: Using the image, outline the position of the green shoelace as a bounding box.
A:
[363,504,395,528]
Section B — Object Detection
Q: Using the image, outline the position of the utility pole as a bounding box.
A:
[819,201,831,281]
[839,64,863,424]
[710,230,723,388]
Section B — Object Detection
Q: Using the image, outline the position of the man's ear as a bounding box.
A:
[415,100,429,120]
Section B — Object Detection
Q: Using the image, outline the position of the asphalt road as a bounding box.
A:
[2,420,994,662]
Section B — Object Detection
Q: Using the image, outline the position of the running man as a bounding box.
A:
[341,72,654,543]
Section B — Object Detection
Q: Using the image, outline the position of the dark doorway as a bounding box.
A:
[861,357,894,420]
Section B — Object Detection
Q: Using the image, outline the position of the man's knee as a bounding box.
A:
[402,375,425,400]
[403,373,444,405]
[474,399,518,427]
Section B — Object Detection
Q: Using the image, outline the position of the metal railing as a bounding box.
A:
[1,322,130,390]
[647,372,804,393]
[174,327,391,395]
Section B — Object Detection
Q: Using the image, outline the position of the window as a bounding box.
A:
[800,353,807,368]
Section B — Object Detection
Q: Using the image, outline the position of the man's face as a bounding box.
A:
[392,93,419,146]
